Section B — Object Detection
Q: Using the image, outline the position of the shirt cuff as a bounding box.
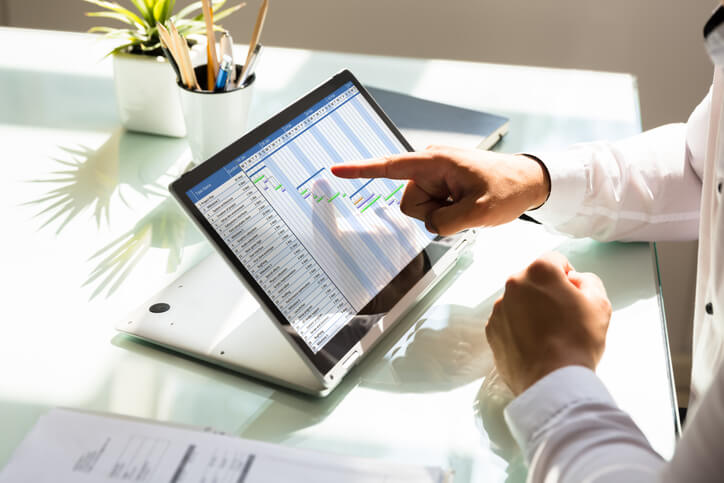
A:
[504,366,616,462]
[525,148,588,227]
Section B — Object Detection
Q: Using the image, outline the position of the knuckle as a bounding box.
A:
[424,145,451,161]
[380,156,395,177]
[473,197,491,213]
[504,275,521,292]
[490,299,503,317]
[493,295,504,310]
[602,297,613,316]
[527,258,557,279]
[485,316,496,338]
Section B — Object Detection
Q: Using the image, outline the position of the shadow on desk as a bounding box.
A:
[24,127,201,298]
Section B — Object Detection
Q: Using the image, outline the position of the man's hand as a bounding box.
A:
[486,252,612,396]
[330,146,550,235]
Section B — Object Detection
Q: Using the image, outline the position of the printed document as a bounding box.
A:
[0,408,451,482]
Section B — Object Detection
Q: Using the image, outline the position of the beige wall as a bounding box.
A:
[3,0,715,129]
[3,0,710,403]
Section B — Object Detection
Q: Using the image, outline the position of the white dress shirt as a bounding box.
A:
[503,61,724,482]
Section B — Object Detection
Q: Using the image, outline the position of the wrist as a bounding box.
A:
[517,154,551,210]
[516,357,596,395]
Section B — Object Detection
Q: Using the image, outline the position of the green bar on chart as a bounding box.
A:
[300,188,308,196]
[253,175,265,184]
[275,184,282,190]
[360,195,381,213]
[328,192,340,202]
[385,184,404,201]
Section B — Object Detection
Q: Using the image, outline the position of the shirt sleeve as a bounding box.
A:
[504,366,665,482]
[504,362,724,482]
[528,91,710,242]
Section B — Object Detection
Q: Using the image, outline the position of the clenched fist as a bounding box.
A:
[486,252,612,395]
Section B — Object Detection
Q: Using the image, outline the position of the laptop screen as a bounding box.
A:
[186,80,435,355]
[172,72,467,375]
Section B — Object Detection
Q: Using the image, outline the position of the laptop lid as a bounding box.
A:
[169,69,463,377]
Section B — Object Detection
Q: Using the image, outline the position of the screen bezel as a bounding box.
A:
[170,69,452,375]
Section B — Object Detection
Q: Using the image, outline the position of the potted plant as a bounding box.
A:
[85,0,244,137]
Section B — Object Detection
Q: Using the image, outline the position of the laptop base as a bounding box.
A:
[117,253,331,396]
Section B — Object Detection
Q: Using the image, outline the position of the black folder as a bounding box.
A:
[366,85,510,151]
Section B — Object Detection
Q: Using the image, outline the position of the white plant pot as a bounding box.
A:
[113,50,198,138]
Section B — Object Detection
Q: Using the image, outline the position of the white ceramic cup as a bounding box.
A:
[177,65,255,163]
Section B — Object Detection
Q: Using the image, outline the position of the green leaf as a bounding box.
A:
[174,23,204,36]
[174,18,208,34]
[88,26,120,33]
[88,27,140,41]
[174,0,203,20]
[139,41,163,52]
[83,0,148,29]
[187,0,229,21]
[86,11,141,28]
[152,0,175,24]
[172,18,196,28]
[209,3,244,23]
[129,0,154,24]
[107,42,137,57]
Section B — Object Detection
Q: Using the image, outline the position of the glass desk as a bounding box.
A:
[0,28,676,481]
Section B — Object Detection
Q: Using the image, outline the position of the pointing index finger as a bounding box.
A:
[330,152,433,180]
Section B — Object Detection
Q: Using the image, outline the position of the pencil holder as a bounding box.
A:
[177,64,256,163]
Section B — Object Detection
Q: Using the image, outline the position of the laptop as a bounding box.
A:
[117,70,475,396]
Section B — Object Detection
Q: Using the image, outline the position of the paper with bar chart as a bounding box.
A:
[186,82,434,353]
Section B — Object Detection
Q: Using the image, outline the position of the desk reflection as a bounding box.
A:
[361,304,493,393]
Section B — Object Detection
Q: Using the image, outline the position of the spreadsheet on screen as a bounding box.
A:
[186,82,434,353]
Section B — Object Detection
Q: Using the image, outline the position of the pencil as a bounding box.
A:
[157,23,190,87]
[169,20,200,90]
[201,0,220,90]
[240,0,269,81]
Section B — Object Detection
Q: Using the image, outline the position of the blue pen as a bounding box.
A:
[215,54,233,91]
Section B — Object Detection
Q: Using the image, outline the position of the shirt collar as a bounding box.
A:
[705,6,724,65]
